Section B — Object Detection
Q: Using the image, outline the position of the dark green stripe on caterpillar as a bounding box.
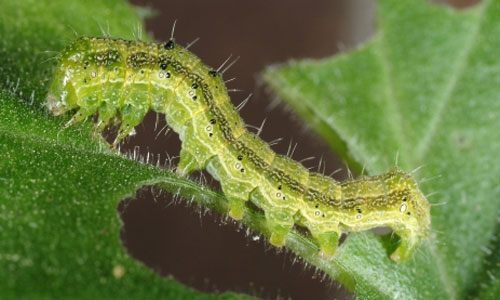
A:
[46,37,431,262]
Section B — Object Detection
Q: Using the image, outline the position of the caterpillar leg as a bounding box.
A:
[390,229,419,263]
[265,209,295,247]
[64,94,101,127]
[227,196,246,220]
[311,230,340,259]
[94,116,115,140]
[177,148,202,176]
[248,188,296,246]
[95,100,118,134]
[206,156,254,220]
[223,183,251,220]
[112,123,134,147]
[111,104,148,147]
[299,215,341,260]
[65,107,96,128]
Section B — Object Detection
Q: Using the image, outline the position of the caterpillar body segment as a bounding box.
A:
[46,37,431,262]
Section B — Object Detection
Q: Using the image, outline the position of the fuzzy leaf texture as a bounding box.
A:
[264,0,500,299]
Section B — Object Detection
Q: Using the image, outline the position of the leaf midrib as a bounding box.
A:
[375,32,411,169]
[413,3,485,164]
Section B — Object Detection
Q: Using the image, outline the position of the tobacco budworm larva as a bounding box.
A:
[46,36,431,262]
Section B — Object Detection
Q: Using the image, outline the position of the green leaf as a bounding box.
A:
[4,0,500,299]
[0,0,252,299]
[263,0,500,299]
[473,222,500,300]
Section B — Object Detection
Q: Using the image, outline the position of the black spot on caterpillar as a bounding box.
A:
[46,36,431,262]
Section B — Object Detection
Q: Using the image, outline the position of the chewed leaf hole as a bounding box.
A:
[118,187,350,299]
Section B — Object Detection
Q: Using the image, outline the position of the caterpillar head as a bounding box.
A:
[46,38,88,115]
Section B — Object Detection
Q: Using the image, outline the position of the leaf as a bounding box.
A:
[473,222,500,300]
[0,0,252,299]
[263,0,500,299]
[3,0,500,299]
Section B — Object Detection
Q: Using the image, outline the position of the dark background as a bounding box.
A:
[120,1,477,299]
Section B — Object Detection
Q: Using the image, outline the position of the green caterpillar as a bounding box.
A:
[46,36,431,262]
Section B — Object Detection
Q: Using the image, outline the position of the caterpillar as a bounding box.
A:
[46,36,431,263]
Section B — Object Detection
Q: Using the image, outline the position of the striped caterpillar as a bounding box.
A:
[46,36,431,262]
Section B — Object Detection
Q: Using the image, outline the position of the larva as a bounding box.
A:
[46,36,431,262]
